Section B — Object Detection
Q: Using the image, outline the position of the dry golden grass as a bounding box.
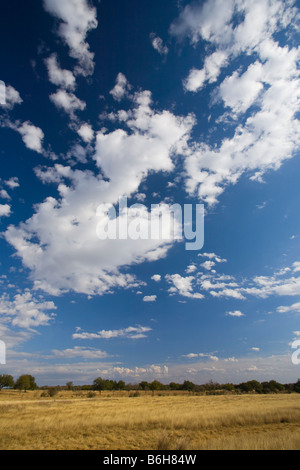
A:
[0,390,299,450]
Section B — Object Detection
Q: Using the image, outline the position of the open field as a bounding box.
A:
[0,390,299,450]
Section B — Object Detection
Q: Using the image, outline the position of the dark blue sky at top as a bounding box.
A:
[0,0,299,385]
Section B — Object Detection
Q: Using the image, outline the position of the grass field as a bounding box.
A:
[0,390,299,450]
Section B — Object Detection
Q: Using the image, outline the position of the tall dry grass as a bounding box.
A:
[0,391,299,450]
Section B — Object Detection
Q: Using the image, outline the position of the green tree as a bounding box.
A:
[293,379,300,394]
[182,380,196,392]
[116,380,126,390]
[66,381,73,391]
[15,375,37,392]
[169,382,180,391]
[93,377,106,391]
[149,380,163,391]
[0,374,14,390]
[139,381,150,391]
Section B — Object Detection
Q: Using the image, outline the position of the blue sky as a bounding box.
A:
[0,0,300,386]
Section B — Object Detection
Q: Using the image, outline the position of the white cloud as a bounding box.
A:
[166,274,204,299]
[45,53,76,90]
[184,51,228,92]
[4,177,19,189]
[3,81,192,297]
[110,73,131,101]
[0,189,11,200]
[52,346,108,359]
[150,33,169,56]
[198,252,227,263]
[50,89,86,117]
[0,84,23,110]
[17,122,45,154]
[151,274,162,282]
[183,352,219,361]
[77,123,94,143]
[226,310,245,317]
[201,260,216,271]
[172,0,300,206]
[0,204,11,218]
[186,265,197,274]
[0,291,56,329]
[43,0,98,76]
[98,364,169,380]
[73,325,152,340]
[219,61,264,115]
[143,295,157,302]
[277,302,300,314]
[293,262,300,273]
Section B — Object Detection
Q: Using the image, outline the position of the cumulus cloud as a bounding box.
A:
[4,177,19,189]
[4,80,195,297]
[0,190,10,200]
[184,51,228,92]
[0,291,56,329]
[77,123,94,143]
[16,122,45,154]
[150,33,169,56]
[109,73,131,101]
[0,204,11,218]
[166,274,204,299]
[45,53,76,90]
[183,352,219,361]
[43,0,98,76]
[277,302,300,314]
[171,0,300,206]
[52,346,108,359]
[226,310,245,317]
[0,84,23,110]
[50,89,86,117]
[151,274,162,282]
[73,325,152,340]
[143,295,157,302]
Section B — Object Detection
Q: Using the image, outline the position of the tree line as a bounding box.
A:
[1,374,300,394]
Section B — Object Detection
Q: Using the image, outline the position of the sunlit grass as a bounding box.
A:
[0,391,299,450]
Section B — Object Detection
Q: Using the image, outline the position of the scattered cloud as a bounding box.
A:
[0,84,23,110]
[52,346,108,359]
[45,53,76,90]
[50,89,86,117]
[227,310,245,317]
[43,0,98,76]
[0,204,11,218]
[143,295,157,302]
[166,274,204,299]
[5,81,195,297]
[277,302,300,314]
[77,123,94,143]
[110,73,132,101]
[171,0,300,206]
[73,325,152,340]
[17,121,45,154]
[4,177,19,189]
[0,291,56,329]
[150,33,169,56]
[183,352,219,361]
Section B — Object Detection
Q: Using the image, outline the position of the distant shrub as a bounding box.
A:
[48,387,59,397]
